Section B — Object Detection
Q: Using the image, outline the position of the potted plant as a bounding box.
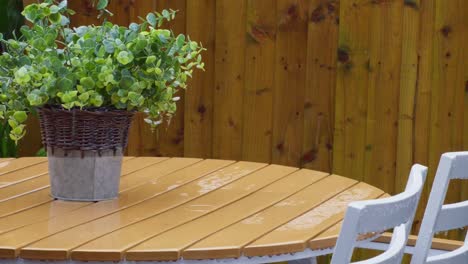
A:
[0,0,204,201]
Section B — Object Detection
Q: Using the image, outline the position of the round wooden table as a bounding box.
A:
[0,157,387,263]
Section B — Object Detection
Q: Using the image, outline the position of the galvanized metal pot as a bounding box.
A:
[38,105,134,201]
[47,147,124,201]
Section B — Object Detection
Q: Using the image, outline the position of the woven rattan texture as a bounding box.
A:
[38,106,135,153]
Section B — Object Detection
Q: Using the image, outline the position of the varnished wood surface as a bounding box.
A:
[17,0,468,246]
[0,157,387,261]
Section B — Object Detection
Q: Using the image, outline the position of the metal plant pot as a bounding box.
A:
[38,105,134,201]
[47,147,123,201]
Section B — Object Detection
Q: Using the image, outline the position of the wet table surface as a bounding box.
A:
[0,157,388,262]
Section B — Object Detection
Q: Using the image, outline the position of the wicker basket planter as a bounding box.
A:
[38,105,135,201]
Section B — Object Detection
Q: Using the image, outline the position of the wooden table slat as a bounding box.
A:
[121,169,329,262]
[0,188,51,218]
[0,158,390,262]
[0,157,167,234]
[0,162,48,187]
[71,166,322,261]
[307,193,388,251]
[145,175,358,260]
[0,157,151,205]
[0,157,164,218]
[0,201,89,235]
[0,176,49,202]
[119,157,159,175]
[20,161,265,260]
[0,158,47,176]
[20,162,265,259]
[0,157,205,258]
[243,183,385,256]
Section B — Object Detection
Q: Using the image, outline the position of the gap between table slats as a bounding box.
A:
[242,184,385,256]
[0,157,171,234]
[306,193,389,251]
[71,168,328,261]
[128,174,357,261]
[0,157,164,218]
[0,157,47,176]
[0,157,209,258]
[20,161,267,260]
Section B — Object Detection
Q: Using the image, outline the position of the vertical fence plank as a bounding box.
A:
[271,0,308,167]
[153,0,187,157]
[212,0,247,160]
[411,0,435,233]
[396,0,420,194]
[125,1,157,156]
[363,0,402,194]
[463,7,468,208]
[302,0,339,172]
[128,0,156,21]
[429,0,467,240]
[184,0,215,158]
[241,0,277,163]
[333,0,371,180]
[107,0,131,25]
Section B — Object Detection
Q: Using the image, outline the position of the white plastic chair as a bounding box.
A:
[410,152,468,264]
[330,164,427,264]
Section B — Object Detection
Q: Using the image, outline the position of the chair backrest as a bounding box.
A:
[411,152,468,264]
[331,164,427,264]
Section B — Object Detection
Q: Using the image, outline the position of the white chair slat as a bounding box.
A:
[426,240,468,264]
[353,225,407,264]
[331,164,427,264]
[434,201,468,232]
[411,152,468,264]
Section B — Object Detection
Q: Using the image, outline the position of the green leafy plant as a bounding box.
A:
[0,0,24,157]
[0,0,204,142]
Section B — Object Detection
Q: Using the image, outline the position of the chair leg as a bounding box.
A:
[288,257,318,264]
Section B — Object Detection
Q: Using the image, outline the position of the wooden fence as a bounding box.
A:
[20,0,467,239]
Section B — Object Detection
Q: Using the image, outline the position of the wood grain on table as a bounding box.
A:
[0,157,387,262]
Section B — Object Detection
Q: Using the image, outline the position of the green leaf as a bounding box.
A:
[146,55,156,64]
[49,5,60,14]
[32,38,47,51]
[27,93,42,106]
[129,23,139,32]
[13,111,28,123]
[128,91,139,101]
[80,77,95,89]
[48,13,61,24]
[57,78,74,90]
[14,67,31,85]
[162,9,170,19]
[116,51,134,65]
[119,76,133,89]
[96,0,109,10]
[12,125,25,136]
[8,119,18,129]
[146,13,157,27]
[78,92,90,101]
[134,39,148,51]
[90,94,103,107]
[58,1,68,9]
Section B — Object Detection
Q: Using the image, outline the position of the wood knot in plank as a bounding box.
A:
[197,105,206,115]
[440,25,452,38]
[404,0,419,10]
[310,4,326,23]
[337,48,349,63]
[302,148,318,164]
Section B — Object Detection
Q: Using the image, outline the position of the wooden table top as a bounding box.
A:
[0,157,387,262]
